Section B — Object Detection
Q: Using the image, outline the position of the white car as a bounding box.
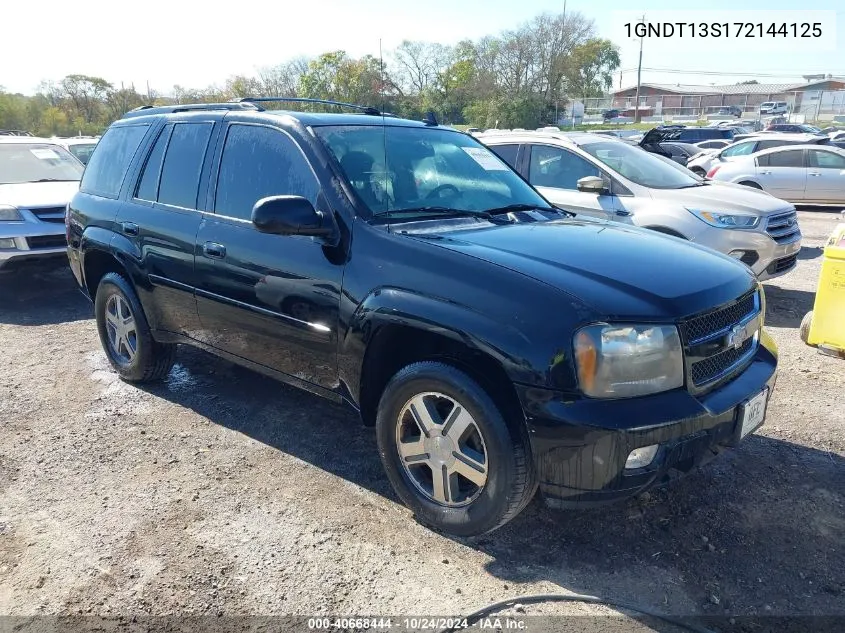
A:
[759,101,789,115]
[50,136,100,165]
[0,136,83,273]
[708,144,845,205]
[481,131,802,281]
[686,133,831,177]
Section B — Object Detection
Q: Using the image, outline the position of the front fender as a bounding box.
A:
[339,286,560,403]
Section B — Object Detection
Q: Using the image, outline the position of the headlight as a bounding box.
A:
[687,208,759,229]
[0,205,23,221]
[574,324,684,398]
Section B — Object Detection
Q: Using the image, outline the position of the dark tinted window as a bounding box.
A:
[157,122,213,209]
[528,145,600,189]
[135,124,172,202]
[809,149,845,169]
[758,150,804,168]
[489,144,519,168]
[80,124,149,198]
[215,124,319,220]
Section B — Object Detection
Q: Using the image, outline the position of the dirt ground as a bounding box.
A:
[1,210,843,631]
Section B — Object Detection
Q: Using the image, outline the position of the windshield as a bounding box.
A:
[579,140,700,189]
[314,125,550,216]
[67,143,98,165]
[0,143,84,184]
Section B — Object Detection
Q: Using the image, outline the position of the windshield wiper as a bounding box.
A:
[676,182,708,188]
[377,207,513,223]
[486,203,576,218]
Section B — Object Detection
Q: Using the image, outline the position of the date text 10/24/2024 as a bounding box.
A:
[307,617,527,630]
[624,22,822,39]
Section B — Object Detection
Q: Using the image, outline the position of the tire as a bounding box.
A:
[94,272,176,382]
[375,361,536,536]
[739,181,762,189]
[800,311,813,345]
[691,167,706,177]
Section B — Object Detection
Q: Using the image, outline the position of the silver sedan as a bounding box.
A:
[709,145,845,205]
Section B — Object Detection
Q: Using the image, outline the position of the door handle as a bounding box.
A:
[808,172,821,177]
[120,221,139,236]
[759,171,772,175]
[615,209,632,216]
[203,242,226,259]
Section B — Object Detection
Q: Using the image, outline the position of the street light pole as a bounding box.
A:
[633,15,644,123]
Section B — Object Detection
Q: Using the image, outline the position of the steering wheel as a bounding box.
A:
[426,184,461,201]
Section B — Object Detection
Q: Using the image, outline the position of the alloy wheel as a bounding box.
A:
[395,392,488,507]
[104,294,138,363]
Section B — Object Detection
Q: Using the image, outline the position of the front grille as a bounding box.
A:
[678,290,757,345]
[26,235,66,249]
[766,210,800,244]
[28,206,67,224]
[768,253,797,274]
[691,337,755,385]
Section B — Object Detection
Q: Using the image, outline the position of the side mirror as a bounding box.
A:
[251,195,335,238]
[576,175,610,195]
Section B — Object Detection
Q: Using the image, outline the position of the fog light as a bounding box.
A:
[0,238,16,249]
[728,250,759,266]
[625,444,659,469]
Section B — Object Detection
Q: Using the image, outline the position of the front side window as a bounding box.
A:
[81,124,149,198]
[528,145,600,190]
[579,140,701,189]
[215,124,319,221]
[314,125,549,216]
[721,141,755,158]
[0,143,84,185]
[157,122,214,209]
[808,149,845,169]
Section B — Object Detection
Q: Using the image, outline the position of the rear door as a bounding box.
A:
[756,149,807,201]
[116,117,218,335]
[194,121,342,389]
[524,144,617,221]
[806,148,845,204]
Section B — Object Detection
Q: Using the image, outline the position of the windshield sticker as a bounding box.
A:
[461,147,509,170]
[30,148,60,160]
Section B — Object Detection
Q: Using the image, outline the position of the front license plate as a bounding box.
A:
[740,388,769,439]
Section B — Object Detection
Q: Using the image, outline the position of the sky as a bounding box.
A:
[3,0,844,96]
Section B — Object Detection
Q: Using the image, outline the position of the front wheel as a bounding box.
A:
[94,272,176,382]
[376,362,536,536]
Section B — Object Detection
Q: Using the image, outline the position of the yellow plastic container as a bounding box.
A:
[801,223,845,357]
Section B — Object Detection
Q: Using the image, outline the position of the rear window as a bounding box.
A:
[80,124,149,198]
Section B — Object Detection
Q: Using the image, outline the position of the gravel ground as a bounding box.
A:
[1,210,843,631]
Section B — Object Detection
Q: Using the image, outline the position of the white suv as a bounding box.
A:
[480,131,802,281]
[759,101,789,115]
[0,136,84,273]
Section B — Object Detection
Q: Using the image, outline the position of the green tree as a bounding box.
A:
[564,39,621,100]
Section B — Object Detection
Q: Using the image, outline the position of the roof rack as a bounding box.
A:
[238,97,384,116]
[121,102,262,119]
[0,129,35,137]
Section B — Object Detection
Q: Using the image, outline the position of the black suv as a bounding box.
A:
[67,99,778,536]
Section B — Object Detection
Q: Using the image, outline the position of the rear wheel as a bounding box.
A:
[376,362,536,536]
[739,181,762,189]
[94,272,176,382]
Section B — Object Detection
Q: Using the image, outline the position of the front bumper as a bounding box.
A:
[693,224,801,281]
[0,219,68,271]
[518,331,778,508]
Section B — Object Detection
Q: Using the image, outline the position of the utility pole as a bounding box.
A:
[633,15,644,122]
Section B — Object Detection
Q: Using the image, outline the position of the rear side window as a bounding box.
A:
[757,139,797,151]
[135,124,172,202]
[80,124,149,198]
[489,144,519,169]
[214,124,319,221]
[157,122,214,209]
[758,150,804,168]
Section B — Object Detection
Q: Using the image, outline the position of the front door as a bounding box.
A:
[524,144,617,221]
[806,148,845,204]
[194,122,342,390]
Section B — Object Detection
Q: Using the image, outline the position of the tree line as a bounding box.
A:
[0,10,619,137]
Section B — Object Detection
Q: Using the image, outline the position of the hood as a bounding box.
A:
[412,219,756,321]
[649,181,791,215]
[0,181,80,208]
